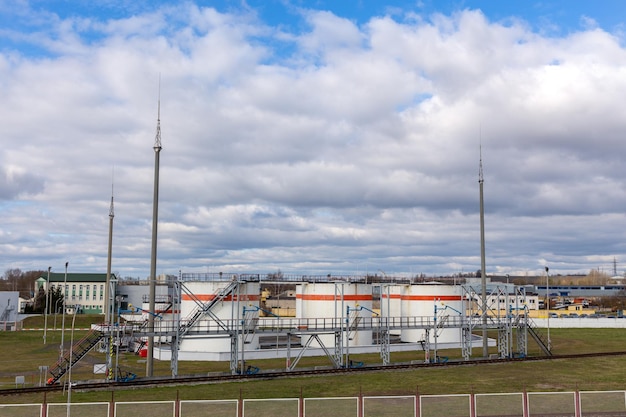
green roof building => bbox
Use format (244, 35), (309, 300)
(37, 273), (115, 315)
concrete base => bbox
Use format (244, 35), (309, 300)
(153, 335), (495, 362)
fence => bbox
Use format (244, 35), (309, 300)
(1, 389), (626, 416)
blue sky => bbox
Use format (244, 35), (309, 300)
(1, 1), (626, 279)
(3, 1), (626, 56)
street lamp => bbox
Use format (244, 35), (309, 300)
(54, 298), (62, 330)
(545, 266), (551, 351)
(44, 266), (51, 344)
(60, 262), (68, 361)
(66, 306), (78, 417)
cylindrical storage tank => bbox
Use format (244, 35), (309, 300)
(296, 282), (373, 348)
(380, 284), (407, 336)
(179, 279), (260, 353)
(400, 284), (464, 345)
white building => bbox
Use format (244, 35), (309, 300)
(36, 273), (113, 314)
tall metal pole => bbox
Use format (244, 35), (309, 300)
(147, 84), (162, 377)
(105, 181), (115, 381)
(60, 262), (68, 361)
(66, 309), (77, 417)
(479, 147), (488, 357)
(105, 182), (114, 325)
(44, 266), (51, 344)
(546, 266), (551, 351)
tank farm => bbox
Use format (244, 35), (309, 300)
(46, 272), (541, 384)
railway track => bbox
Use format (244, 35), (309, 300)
(2, 350), (626, 397)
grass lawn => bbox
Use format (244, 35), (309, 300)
(1, 315), (626, 404)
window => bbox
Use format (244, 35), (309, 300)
(72, 285), (76, 299)
(86, 286), (89, 299)
(93, 285), (97, 300)
(79, 285), (83, 300)
(100, 285), (104, 300)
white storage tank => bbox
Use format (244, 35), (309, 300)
(296, 282), (373, 348)
(178, 279), (260, 353)
(400, 284), (464, 344)
(379, 284), (407, 336)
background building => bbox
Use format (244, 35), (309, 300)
(36, 273), (112, 314)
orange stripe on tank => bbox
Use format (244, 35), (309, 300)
(381, 294), (402, 299)
(400, 295), (462, 301)
(295, 294), (373, 301)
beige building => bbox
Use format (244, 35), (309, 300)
(37, 272), (113, 314)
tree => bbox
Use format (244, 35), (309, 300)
(33, 286), (46, 313)
(48, 287), (64, 314)
(579, 269), (612, 285)
(1, 268), (44, 299)
(1, 268), (23, 292)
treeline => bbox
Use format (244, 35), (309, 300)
(1, 268), (43, 299)
(1, 269), (66, 313)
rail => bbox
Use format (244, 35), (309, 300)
(4, 350), (626, 397)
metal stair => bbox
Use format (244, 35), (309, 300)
(525, 318), (552, 356)
(347, 311), (362, 340)
(242, 312), (259, 344)
(435, 314), (449, 336)
(47, 328), (104, 384)
(179, 280), (239, 337)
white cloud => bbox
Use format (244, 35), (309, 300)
(1, 3), (626, 278)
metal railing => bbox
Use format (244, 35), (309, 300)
(3, 389), (626, 417)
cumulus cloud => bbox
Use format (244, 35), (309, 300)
(0, 166), (44, 199)
(1, 3), (625, 278)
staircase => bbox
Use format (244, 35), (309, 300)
(242, 312), (259, 344)
(47, 328), (104, 384)
(525, 318), (552, 356)
(347, 311), (362, 340)
(179, 280), (239, 337)
(435, 314), (449, 337)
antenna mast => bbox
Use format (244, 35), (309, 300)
(147, 76), (162, 377)
(478, 143), (488, 358)
(105, 171), (115, 324)
(105, 169), (115, 380)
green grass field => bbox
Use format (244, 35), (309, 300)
(1, 315), (626, 404)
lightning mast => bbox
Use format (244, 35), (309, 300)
(105, 174), (115, 380)
(105, 175), (115, 325)
(479, 145), (488, 357)
(147, 80), (162, 377)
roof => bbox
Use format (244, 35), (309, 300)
(42, 273), (115, 283)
